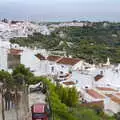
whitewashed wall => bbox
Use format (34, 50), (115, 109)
(104, 97), (120, 113)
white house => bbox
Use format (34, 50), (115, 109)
(96, 87), (118, 95)
(35, 54), (87, 77)
(7, 48), (23, 69)
(35, 55), (62, 76)
(47, 55), (62, 75)
(81, 88), (105, 103)
(56, 57), (82, 81)
(35, 53), (48, 75)
(104, 94), (120, 114)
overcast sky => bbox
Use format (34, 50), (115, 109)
(0, 0), (120, 22)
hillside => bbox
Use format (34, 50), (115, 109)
(10, 22), (120, 64)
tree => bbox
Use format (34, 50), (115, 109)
(115, 112), (120, 120)
(12, 64), (33, 84)
(0, 70), (13, 88)
(13, 73), (24, 86)
(67, 87), (79, 107)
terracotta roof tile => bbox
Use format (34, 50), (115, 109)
(63, 81), (75, 85)
(47, 56), (61, 62)
(86, 89), (105, 99)
(81, 101), (104, 109)
(116, 93), (120, 96)
(96, 87), (117, 91)
(106, 94), (120, 104)
(94, 74), (103, 81)
(8, 49), (23, 55)
(35, 54), (46, 60)
(57, 57), (80, 65)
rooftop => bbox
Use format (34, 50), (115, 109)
(106, 94), (120, 104)
(116, 93), (120, 96)
(96, 87), (117, 91)
(81, 101), (104, 109)
(35, 53), (46, 60)
(8, 48), (23, 55)
(47, 55), (61, 62)
(86, 89), (105, 99)
(57, 57), (80, 65)
(94, 74), (103, 81)
(63, 81), (75, 85)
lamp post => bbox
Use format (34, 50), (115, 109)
(0, 82), (5, 120)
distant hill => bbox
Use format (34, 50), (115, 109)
(10, 22), (120, 64)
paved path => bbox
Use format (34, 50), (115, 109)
(28, 91), (46, 107)
(26, 91), (46, 120)
(0, 92), (27, 120)
(0, 91), (46, 120)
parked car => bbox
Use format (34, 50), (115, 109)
(31, 103), (50, 120)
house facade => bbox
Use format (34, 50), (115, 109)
(104, 94), (120, 114)
(7, 48), (23, 69)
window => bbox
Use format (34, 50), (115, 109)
(61, 65), (64, 68)
(32, 113), (46, 118)
(60, 71), (63, 74)
(51, 66), (54, 72)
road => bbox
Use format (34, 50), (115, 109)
(0, 91), (46, 120)
(28, 91), (46, 107)
(0, 92), (26, 120)
(27, 91), (46, 120)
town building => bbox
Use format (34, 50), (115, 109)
(7, 48), (23, 69)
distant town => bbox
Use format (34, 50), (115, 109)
(0, 19), (120, 120)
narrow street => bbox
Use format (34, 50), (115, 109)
(0, 92), (26, 120)
(28, 91), (46, 108)
(0, 90), (46, 120)
(27, 91), (46, 120)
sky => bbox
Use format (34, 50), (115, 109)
(0, 0), (120, 22)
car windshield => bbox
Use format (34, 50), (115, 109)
(32, 113), (47, 118)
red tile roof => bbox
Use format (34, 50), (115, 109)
(81, 101), (104, 109)
(94, 74), (103, 81)
(57, 57), (80, 65)
(106, 94), (120, 104)
(47, 55), (61, 62)
(96, 87), (117, 91)
(35, 54), (46, 60)
(86, 89), (105, 99)
(63, 81), (75, 85)
(8, 49), (23, 55)
(116, 93), (120, 96)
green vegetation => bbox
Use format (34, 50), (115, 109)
(0, 64), (116, 119)
(0, 70), (14, 88)
(32, 76), (115, 120)
(12, 64), (34, 84)
(56, 85), (79, 107)
(10, 22), (120, 64)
